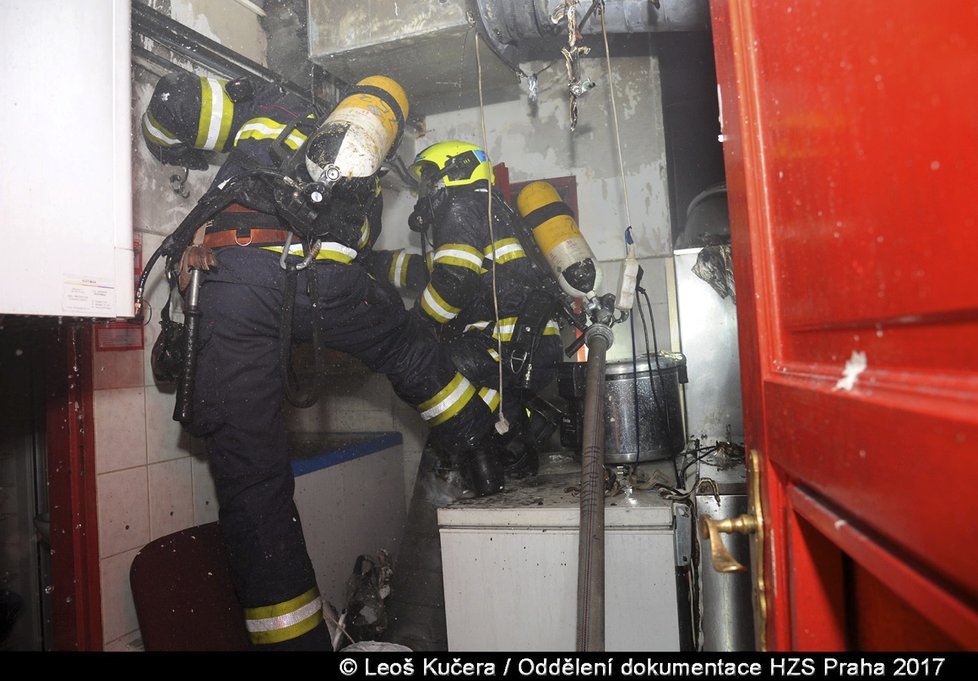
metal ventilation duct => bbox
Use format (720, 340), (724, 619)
(307, 0), (711, 118)
(132, 2), (325, 108)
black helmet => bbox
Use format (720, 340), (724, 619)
(141, 72), (247, 170)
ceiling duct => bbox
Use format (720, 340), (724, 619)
(469, 0), (710, 75)
(306, 0), (711, 118)
(132, 2), (326, 106)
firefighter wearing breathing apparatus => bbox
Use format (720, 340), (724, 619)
(408, 140), (564, 495)
(141, 75), (495, 651)
(141, 70), (421, 297)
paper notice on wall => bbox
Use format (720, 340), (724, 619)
(63, 275), (115, 314)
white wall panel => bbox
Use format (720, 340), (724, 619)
(0, 0), (133, 318)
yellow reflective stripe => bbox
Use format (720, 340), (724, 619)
(433, 243), (483, 272)
(479, 387), (500, 413)
(244, 588), (323, 645)
(484, 238), (526, 265)
(462, 317), (558, 340)
(462, 321), (490, 334)
(261, 241), (357, 263)
(491, 317), (518, 342)
(419, 372), (476, 426)
(142, 112), (180, 147)
(196, 77), (234, 151)
(420, 286), (460, 323)
(357, 219), (371, 250)
(235, 118), (308, 150)
(390, 250), (410, 287)
(487, 347), (500, 361)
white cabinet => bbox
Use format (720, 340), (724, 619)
(0, 1), (133, 318)
(438, 459), (681, 651)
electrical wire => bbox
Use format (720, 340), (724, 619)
(599, 2), (633, 233)
(680, 444), (719, 483)
(634, 281), (677, 483)
(475, 33), (509, 435)
(628, 312), (641, 477)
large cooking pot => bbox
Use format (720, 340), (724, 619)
(557, 352), (688, 464)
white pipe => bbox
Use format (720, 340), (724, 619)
(232, 0), (266, 17)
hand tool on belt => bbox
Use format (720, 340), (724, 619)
(173, 266), (202, 424)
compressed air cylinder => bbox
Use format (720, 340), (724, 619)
(304, 75), (409, 184)
(516, 180), (602, 300)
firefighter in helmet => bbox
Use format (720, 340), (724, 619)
(141, 70), (423, 296)
(408, 140), (563, 496)
(141, 76), (494, 651)
(140, 71), (256, 170)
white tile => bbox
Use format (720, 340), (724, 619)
(148, 458), (195, 541)
(284, 401), (328, 433)
(393, 399), (428, 507)
(99, 548), (141, 644)
(94, 387), (148, 474)
(327, 408), (391, 432)
(393, 399), (427, 451)
(92, 343), (145, 391)
(191, 453), (220, 525)
(97, 468), (150, 558)
(360, 373), (398, 406)
(145, 387), (193, 464)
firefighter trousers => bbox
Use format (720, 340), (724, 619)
(188, 247), (492, 650)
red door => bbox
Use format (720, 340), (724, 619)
(710, 1), (978, 650)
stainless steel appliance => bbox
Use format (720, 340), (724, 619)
(556, 352), (688, 464)
(673, 246), (743, 444)
(674, 241), (754, 651)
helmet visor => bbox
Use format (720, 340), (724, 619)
(410, 159), (443, 198)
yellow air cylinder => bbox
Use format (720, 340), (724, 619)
(516, 180), (602, 300)
(304, 75), (409, 184)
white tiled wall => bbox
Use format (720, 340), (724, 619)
(93, 231), (217, 650)
(93, 387), (148, 474)
(147, 457), (196, 539)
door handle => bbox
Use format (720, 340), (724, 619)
(697, 449), (768, 650)
(699, 513), (757, 573)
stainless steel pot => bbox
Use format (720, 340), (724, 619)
(558, 352), (688, 464)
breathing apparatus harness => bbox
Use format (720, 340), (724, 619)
(136, 122), (380, 421)
(408, 172), (589, 388)
(494, 196), (591, 368)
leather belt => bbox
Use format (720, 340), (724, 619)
(203, 227), (289, 248)
(203, 203), (289, 248)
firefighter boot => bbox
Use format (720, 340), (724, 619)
(498, 432), (539, 480)
(458, 445), (505, 497)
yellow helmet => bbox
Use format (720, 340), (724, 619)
(409, 140), (494, 196)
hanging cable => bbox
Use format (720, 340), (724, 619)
(636, 283), (679, 484)
(475, 33), (509, 435)
(598, 2), (633, 234)
(628, 312), (642, 476)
